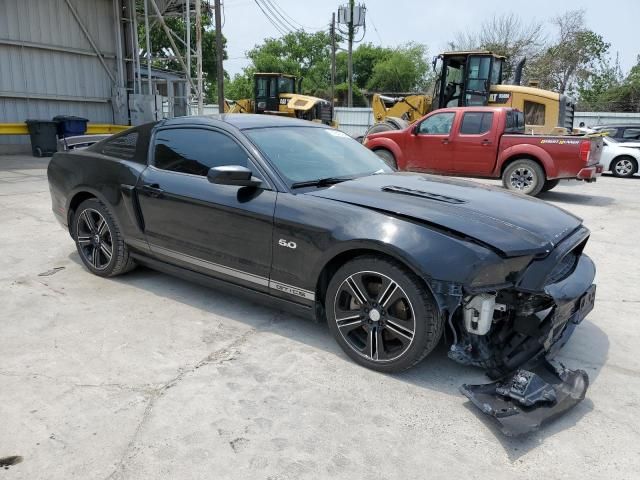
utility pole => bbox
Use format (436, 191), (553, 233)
(330, 12), (336, 108)
(347, 0), (354, 107)
(214, 0), (225, 112)
(195, 0), (203, 114)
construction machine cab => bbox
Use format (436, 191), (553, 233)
(254, 73), (297, 113)
(433, 51), (505, 109)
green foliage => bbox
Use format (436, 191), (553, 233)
(225, 72), (254, 100)
(245, 30), (334, 97)
(140, 16), (227, 100)
(366, 43), (432, 92)
(226, 34), (432, 104)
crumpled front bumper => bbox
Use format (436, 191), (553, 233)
(460, 254), (596, 436)
(460, 360), (589, 436)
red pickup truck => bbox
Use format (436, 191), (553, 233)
(364, 107), (603, 196)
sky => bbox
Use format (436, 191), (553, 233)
(220, 0), (639, 77)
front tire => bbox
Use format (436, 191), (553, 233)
(374, 149), (397, 169)
(73, 198), (136, 277)
(502, 159), (545, 196)
(325, 256), (443, 373)
(610, 156), (637, 178)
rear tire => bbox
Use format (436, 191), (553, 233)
(73, 198), (136, 277)
(541, 179), (560, 192)
(502, 159), (545, 196)
(365, 121), (398, 136)
(374, 149), (397, 169)
(610, 156), (637, 178)
(325, 255), (443, 373)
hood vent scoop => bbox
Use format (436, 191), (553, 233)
(381, 185), (468, 204)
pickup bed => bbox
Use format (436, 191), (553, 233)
(364, 107), (603, 196)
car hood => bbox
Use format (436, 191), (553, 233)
(306, 173), (582, 257)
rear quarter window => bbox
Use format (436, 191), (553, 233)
(460, 112), (493, 134)
(93, 122), (156, 164)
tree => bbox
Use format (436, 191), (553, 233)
(225, 72), (254, 100)
(450, 13), (545, 81)
(245, 30), (334, 97)
(141, 15), (228, 102)
(366, 43), (432, 92)
(528, 10), (609, 94)
(576, 54), (623, 110)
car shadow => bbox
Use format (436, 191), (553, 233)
(537, 190), (615, 206)
(67, 252), (610, 458)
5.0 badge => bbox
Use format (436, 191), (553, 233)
(278, 239), (297, 249)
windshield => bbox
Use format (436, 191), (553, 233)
(278, 76), (295, 93)
(245, 127), (393, 185)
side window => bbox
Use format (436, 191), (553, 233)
(505, 111), (525, 134)
(94, 121), (156, 164)
(418, 112), (456, 135)
(100, 131), (138, 161)
(154, 128), (248, 176)
(460, 112), (494, 135)
(524, 101), (546, 126)
(623, 128), (640, 140)
(256, 78), (267, 97)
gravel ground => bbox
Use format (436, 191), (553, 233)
(0, 154), (639, 479)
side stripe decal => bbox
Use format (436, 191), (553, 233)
(147, 243), (315, 301)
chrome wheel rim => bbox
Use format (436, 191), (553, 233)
(614, 159), (633, 176)
(509, 166), (536, 192)
(333, 271), (415, 362)
(76, 209), (113, 270)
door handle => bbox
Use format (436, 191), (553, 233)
(481, 139), (492, 146)
(141, 184), (164, 198)
(441, 139), (449, 144)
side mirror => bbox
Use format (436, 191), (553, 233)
(207, 165), (263, 188)
(412, 124), (420, 135)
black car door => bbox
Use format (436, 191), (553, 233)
(136, 126), (276, 293)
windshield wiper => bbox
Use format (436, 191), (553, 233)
(290, 176), (354, 189)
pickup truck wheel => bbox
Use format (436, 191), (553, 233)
(325, 256), (443, 373)
(73, 198), (136, 277)
(502, 159), (545, 196)
(541, 179), (560, 192)
(374, 149), (397, 169)
(610, 156), (637, 178)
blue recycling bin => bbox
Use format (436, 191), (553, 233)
(53, 115), (88, 138)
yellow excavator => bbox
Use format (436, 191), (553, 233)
(224, 73), (334, 125)
(368, 51), (575, 136)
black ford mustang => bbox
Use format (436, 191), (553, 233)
(48, 114), (596, 435)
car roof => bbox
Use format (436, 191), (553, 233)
(159, 113), (328, 130)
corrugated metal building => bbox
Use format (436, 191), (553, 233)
(0, 0), (127, 152)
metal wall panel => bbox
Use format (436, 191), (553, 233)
(0, 0), (120, 146)
(334, 107), (374, 138)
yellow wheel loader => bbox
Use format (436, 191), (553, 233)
(224, 73), (335, 126)
(368, 51), (575, 136)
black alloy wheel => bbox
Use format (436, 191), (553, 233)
(326, 256), (443, 372)
(76, 208), (113, 271)
(73, 198), (136, 277)
(334, 270), (416, 362)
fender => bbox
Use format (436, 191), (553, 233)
(366, 137), (406, 169)
(495, 143), (558, 178)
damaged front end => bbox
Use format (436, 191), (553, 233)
(433, 227), (596, 435)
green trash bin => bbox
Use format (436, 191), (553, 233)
(25, 120), (58, 157)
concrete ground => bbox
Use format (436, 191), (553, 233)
(0, 154), (638, 479)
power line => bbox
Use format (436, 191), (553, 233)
(252, 0), (289, 35)
(263, 0), (301, 32)
(368, 15), (383, 45)
(256, 0), (296, 35)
